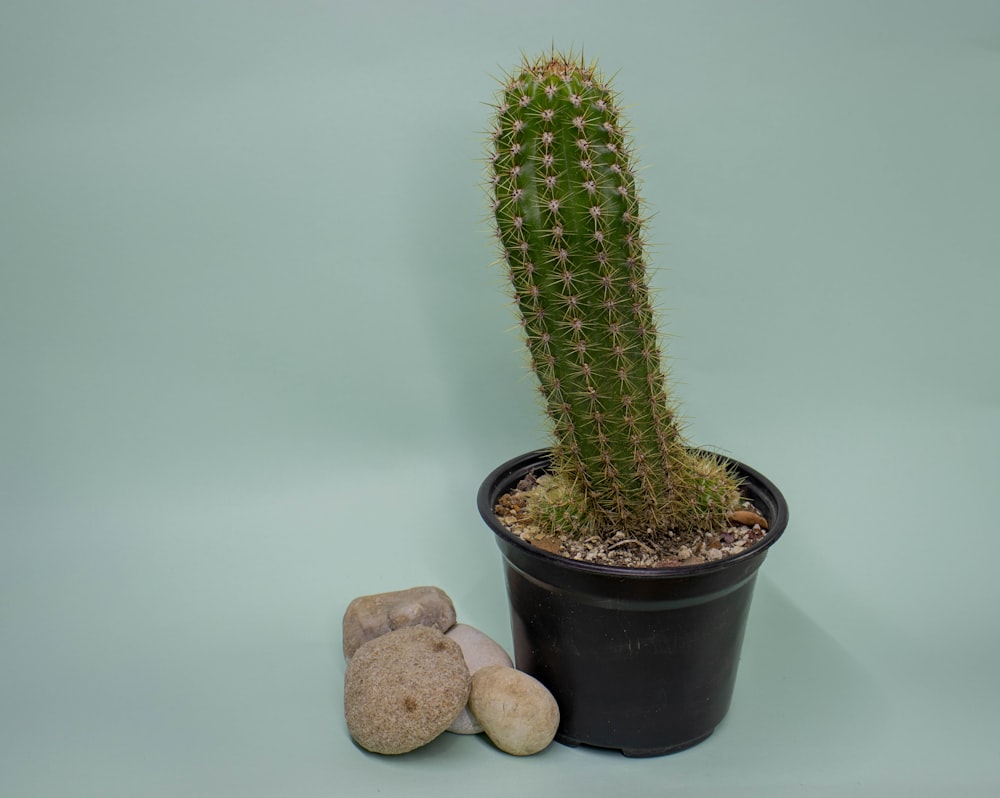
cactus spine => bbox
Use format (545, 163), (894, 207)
(489, 51), (740, 540)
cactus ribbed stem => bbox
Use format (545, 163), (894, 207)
(488, 52), (740, 538)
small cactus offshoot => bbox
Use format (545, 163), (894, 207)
(488, 51), (741, 541)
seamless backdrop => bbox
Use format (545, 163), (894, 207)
(2, 2), (999, 796)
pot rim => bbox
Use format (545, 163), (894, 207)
(478, 448), (789, 581)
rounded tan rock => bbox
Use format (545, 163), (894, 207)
(468, 665), (559, 755)
(344, 625), (470, 755)
(342, 586), (456, 660)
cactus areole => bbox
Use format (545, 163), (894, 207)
(488, 52), (741, 543)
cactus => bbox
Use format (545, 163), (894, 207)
(488, 51), (741, 540)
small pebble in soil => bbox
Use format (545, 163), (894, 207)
(729, 509), (769, 529)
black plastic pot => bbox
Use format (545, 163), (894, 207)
(477, 449), (788, 757)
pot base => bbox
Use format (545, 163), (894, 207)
(558, 729), (713, 758)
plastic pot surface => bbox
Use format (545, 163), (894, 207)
(477, 449), (789, 757)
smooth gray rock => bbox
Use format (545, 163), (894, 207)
(469, 665), (560, 756)
(344, 625), (471, 755)
(342, 585), (456, 660)
(445, 624), (514, 734)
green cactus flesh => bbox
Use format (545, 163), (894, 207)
(489, 52), (741, 539)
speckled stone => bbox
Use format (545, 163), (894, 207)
(445, 624), (514, 734)
(344, 625), (470, 755)
(469, 665), (560, 755)
(342, 586), (456, 660)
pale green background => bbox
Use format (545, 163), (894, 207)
(2, 1), (998, 795)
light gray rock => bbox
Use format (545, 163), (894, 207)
(445, 624), (514, 734)
(448, 707), (483, 736)
(344, 625), (471, 755)
(342, 585), (456, 660)
(468, 665), (560, 756)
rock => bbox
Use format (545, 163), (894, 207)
(446, 624), (514, 674)
(342, 586), (456, 660)
(344, 625), (471, 755)
(448, 707), (483, 736)
(445, 624), (514, 734)
(527, 535), (563, 554)
(468, 665), (559, 756)
(729, 509), (769, 529)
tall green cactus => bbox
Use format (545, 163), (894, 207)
(488, 51), (741, 539)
